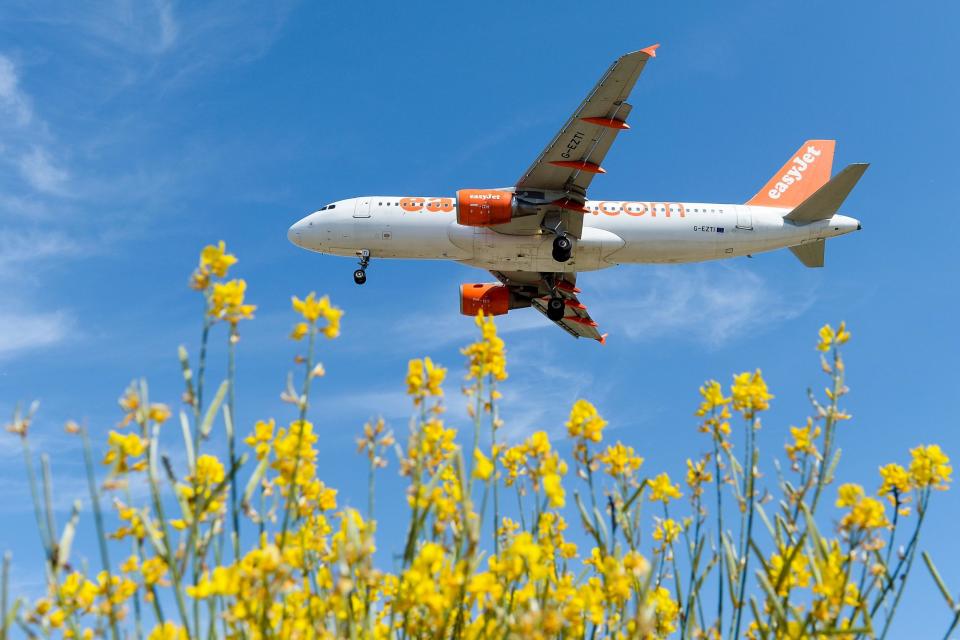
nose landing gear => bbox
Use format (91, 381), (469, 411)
(353, 250), (370, 285)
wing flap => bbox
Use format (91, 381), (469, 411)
(530, 285), (606, 343)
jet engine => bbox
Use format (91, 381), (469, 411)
(459, 283), (510, 316)
(456, 190), (516, 226)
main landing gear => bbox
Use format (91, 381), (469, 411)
(546, 296), (566, 321)
(353, 249), (370, 285)
(552, 234), (572, 263)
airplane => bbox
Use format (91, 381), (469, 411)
(287, 45), (867, 343)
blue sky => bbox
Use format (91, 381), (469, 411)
(0, 0), (957, 634)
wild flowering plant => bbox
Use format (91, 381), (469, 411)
(3, 242), (957, 639)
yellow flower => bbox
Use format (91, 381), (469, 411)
(190, 240), (236, 290)
(685, 457), (713, 496)
(542, 470), (565, 509)
(244, 419), (275, 460)
(842, 495), (888, 531)
(148, 403), (171, 424)
(141, 557), (168, 587)
(473, 448), (494, 480)
(199, 241), (237, 278)
(566, 399), (606, 444)
(817, 321), (851, 352)
(837, 483), (889, 532)
(195, 454), (226, 486)
(909, 444), (952, 490)
(648, 472), (682, 503)
(836, 483), (865, 508)
(878, 463), (911, 499)
(209, 279), (256, 325)
(731, 369), (773, 416)
(292, 292), (343, 338)
(785, 419), (821, 462)
(119, 555), (138, 573)
(811, 540), (860, 621)
(695, 379), (730, 417)
(406, 357), (447, 405)
(148, 622), (188, 640)
(647, 586), (680, 636)
(461, 311), (507, 382)
(652, 518), (682, 546)
(102, 431), (147, 475)
(290, 322), (309, 341)
(111, 503), (147, 540)
(767, 548), (811, 596)
(597, 442), (644, 478)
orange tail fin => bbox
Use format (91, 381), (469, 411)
(747, 140), (836, 208)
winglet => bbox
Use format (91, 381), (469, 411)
(640, 44), (660, 58)
(598, 333), (609, 345)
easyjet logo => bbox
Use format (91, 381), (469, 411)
(397, 198), (686, 218)
(468, 193), (504, 201)
(767, 145), (822, 200)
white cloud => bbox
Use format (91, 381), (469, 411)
(587, 263), (814, 348)
(0, 55), (32, 126)
(0, 309), (72, 358)
(18, 147), (69, 195)
(156, 0), (180, 52)
(0, 229), (86, 279)
(0, 55), (69, 201)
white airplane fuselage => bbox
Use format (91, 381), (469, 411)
(288, 197), (860, 273)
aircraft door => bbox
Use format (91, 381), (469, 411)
(735, 205), (753, 230)
(354, 199), (371, 218)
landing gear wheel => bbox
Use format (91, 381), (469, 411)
(546, 297), (565, 321)
(354, 249), (371, 285)
(552, 234), (572, 262)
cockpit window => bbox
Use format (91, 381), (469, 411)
(319, 203), (337, 211)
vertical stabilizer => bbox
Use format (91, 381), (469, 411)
(747, 140), (835, 208)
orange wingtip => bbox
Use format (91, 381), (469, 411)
(598, 333), (608, 345)
(640, 44), (660, 58)
(582, 117), (630, 130)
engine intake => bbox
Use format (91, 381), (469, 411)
(459, 283), (510, 316)
(456, 190), (514, 227)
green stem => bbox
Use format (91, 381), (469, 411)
(877, 491), (929, 639)
(80, 427), (120, 640)
(279, 324), (317, 544)
(228, 324), (240, 561)
(732, 414), (758, 640)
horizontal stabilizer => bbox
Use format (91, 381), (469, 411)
(785, 163), (869, 223)
(790, 240), (825, 268)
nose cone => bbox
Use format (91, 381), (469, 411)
(288, 217), (307, 246)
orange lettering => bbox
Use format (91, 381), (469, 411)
(623, 202), (648, 217)
(400, 197), (425, 212)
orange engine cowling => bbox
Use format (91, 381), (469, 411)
(460, 283), (510, 316)
(456, 189), (514, 226)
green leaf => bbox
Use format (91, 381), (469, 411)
(200, 380), (228, 439)
(56, 500), (82, 570)
(179, 410), (195, 473)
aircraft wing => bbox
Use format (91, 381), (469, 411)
(509, 45), (658, 238)
(492, 271), (607, 343)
